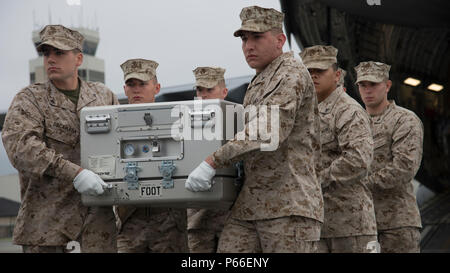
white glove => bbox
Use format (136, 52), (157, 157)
(185, 161), (216, 192)
(73, 169), (109, 196)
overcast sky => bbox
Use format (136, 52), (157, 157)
(0, 0), (301, 113)
(0, 0), (300, 175)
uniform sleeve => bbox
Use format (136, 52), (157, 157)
(1, 90), (80, 182)
(212, 74), (299, 168)
(320, 107), (374, 188)
(368, 114), (424, 190)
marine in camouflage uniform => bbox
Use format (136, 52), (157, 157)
(115, 59), (188, 253)
(1, 25), (118, 253)
(300, 45), (377, 253)
(187, 67), (231, 253)
(186, 6), (323, 253)
(355, 61), (423, 253)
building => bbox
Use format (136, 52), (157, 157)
(0, 165), (20, 240)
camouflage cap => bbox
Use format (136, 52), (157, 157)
(338, 68), (346, 86)
(355, 61), (391, 83)
(120, 59), (159, 82)
(36, 25), (84, 52)
(193, 67), (226, 88)
(299, 45), (338, 70)
(233, 6), (284, 37)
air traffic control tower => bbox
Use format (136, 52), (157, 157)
(29, 27), (105, 84)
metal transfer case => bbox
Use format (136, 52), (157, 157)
(80, 99), (244, 209)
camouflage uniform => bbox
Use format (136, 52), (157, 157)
(115, 59), (188, 253)
(300, 46), (377, 253)
(314, 85), (378, 252)
(1, 25), (118, 253)
(187, 208), (230, 253)
(218, 216), (319, 253)
(116, 207), (188, 253)
(356, 61), (423, 253)
(187, 67), (230, 253)
(214, 6), (323, 253)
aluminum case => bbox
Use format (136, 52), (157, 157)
(80, 99), (243, 209)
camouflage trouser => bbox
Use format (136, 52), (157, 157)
(187, 208), (230, 253)
(117, 207), (188, 253)
(378, 227), (421, 253)
(22, 245), (68, 253)
(217, 216), (321, 253)
(188, 229), (219, 253)
(317, 235), (378, 253)
(80, 206), (117, 253)
(22, 206), (117, 253)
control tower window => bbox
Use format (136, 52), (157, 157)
(82, 41), (97, 56)
(89, 70), (105, 83)
(78, 69), (87, 81)
(30, 73), (35, 84)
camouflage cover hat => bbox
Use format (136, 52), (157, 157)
(338, 68), (346, 86)
(355, 61), (391, 83)
(193, 67), (226, 88)
(299, 45), (338, 70)
(36, 25), (84, 52)
(233, 6), (284, 37)
(120, 59), (159, 82)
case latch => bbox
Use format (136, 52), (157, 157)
(124, 162), (140, 190)
(85, 114), (111, 134)
(159, 160), (176, 189)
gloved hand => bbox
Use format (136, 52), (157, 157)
(73, 169), (109, 196)
(185, 161), (216, 192)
